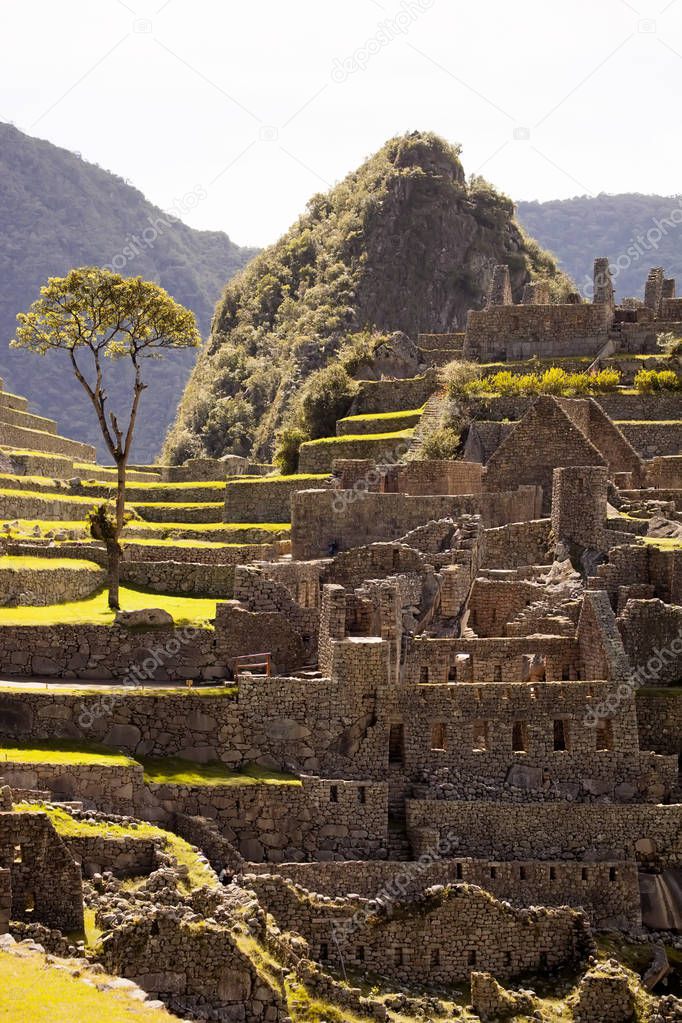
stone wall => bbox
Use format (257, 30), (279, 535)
(298, 434), (410, 474)
(120, 559), (237, 598)
(0, 868), (9, 935)
(636, 689), (682, 756)
(99, 908), (288, 1023)
(0, 810), (83, 930)
(479, 519), (553, 569)
(464, 303), (611, 361)
(290, 487), (541, 559)
(246, 873), (592, 985)
(617, 598), (682, 686)
(0, 560), (105, 605)
(349, 371), (439, 415)
(619, 421), (682, 458)
(257, 856), (640, 928)
(406, 800), (682, 865)
(223, 475), (329, 524)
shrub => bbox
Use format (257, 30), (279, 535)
(657, 331), (682, 356)
(537, 367), (569, 394)
(634, 368), (680, 393)
(418, 425), (461, 459)
(589, 368), (621, 392)
(298, 363), (358, 439)
(443, 359), (482, 397)
(273, 426), (308, 475)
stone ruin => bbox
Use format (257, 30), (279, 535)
(0, 262), (680, 1020)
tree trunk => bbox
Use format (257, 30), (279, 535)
(107, 539), (120, 611)
(107, 457), (127, 611)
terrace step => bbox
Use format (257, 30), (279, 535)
(0, 389), (28, 413)
(0, 421), (96, 462)
(131, 501), (225, 524)
(0, 404), (57, 434)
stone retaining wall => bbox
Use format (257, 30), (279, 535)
(223, 476), (330, 524)
(299, 433), (411, 474)
(406, 800), (682, 865)
(0, 560), (105, 605)
(618, 421), (682, 458)
(349, 371), (439, 415)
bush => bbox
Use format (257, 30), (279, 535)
(443, 359), (482, 397)
(634, 368), (681, 393)
(657, 331), (682, 356)
(589, 368), (621, 392)
(461, 366), (622, 397)
(298, 363), (358, 439)
(418, 425), (461, 459)
(273, 426), (308, 475)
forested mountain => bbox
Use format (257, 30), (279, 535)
(517, 193), (682, 302)
(0, 123), (256, 461)
(164, 131), (570, 463)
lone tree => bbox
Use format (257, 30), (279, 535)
(12, 267), (200, 609)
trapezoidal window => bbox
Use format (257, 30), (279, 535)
(388, 723), (405, 765)
(431, 722), (447, 751)
(596, 718), (614, 751)
(553, 719), (570, 751)
(448, 664), (457, 682)
(472, 720), (489, 752)
(511, 721), (527, 753)
(419, 666), (429, 684)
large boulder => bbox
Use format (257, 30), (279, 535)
(114, 608), (174, 628)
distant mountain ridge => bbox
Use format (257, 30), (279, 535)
(0, 123), (257, 461)
(517, 193), (682, 302)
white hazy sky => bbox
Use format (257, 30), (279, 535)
(2, 0), (681, 247)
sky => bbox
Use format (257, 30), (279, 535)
(1, 0), (681, 248)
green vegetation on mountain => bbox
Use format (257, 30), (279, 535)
(0, 122), (256, 461)
(517, 193), (682, 301)
(164, 131), (571, 464)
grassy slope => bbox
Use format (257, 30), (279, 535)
(0, 948), (178, 1023)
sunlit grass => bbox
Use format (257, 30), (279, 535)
(0, 947), (178, 1022)
(0, 584), (218, 627)
(0, 739), (136, 767)
(141, 756), (301, 787)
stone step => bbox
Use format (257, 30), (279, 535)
(0, 390), (29, 413)
(0, 403), (58, 434)
(0, 422), (96, 462)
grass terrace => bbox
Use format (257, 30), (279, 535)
(0, 739), (136, 767)
(301, 428), (415, 446)
(0, 555), (100, 571)
(0, 584), (218, 627)
(141, 756), (302, 787)
(224, 472), (330, 484)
